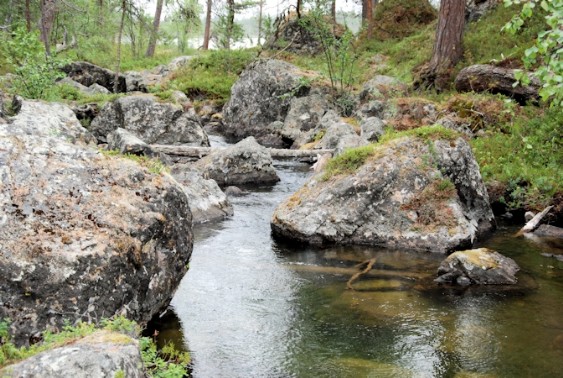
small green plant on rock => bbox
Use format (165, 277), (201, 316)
(300, 10), (359, 115)
(322, 144), (377, 179)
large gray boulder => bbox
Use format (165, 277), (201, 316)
(171, 166), (234, 223)
(435, 248), (519, 285)
(193, 137), (280, 186)
(271, 133), (495, 253)
(466, 0), (499, 22)
(90, 94), (209, 146)
(222, 59), (309, 147)
(0, 331), (144, 377)
(0, 100), (193, 345)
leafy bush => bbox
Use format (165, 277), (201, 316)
(502, 0), (563, 106)
(1, 26), (67, 99)
(299, 11), (359, 109)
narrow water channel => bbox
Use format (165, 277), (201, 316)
(169, 159), (563, 377)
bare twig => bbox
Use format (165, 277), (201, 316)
(347, 258), (377, 290)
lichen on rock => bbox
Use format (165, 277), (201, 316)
(271, 132), (495, 253)
(0, 100), (193, 346)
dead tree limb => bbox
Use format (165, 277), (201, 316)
(347, 258), (377, 290)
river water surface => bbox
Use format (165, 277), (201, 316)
(169, 159), (563, 377)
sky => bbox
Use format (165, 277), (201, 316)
(141, 0), (363, 19)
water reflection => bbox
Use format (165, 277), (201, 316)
(169, 160), (563, 377)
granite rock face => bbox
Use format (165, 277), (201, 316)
(272, 134), (495, 253)
(0, 331), (144, 378)
(0, 100), (193, 345)
(222, 59), (309, 147)
(193, 137), (280, 186)
(90, 94), (209, 146)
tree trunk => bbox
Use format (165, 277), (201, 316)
(25, 0), (31, 31)
(97, 0), (104, 26)
(203, 0), (212, 50)
(257, 0), (263, 45)
(225, 0), (235, 50)
(115, 0), (126, 93)
(296, 0), (302, 18)
(331, 0), (336, 22)
(363, 0), (374, 37)
(145, 0), (164, 57)
(40, 0), (57, 56)
(415, 0), (465, 91)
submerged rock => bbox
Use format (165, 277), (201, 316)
(435, 248), (519, 285)
(90, 94), (209, 146)
(193, 136), (280, 186)
(0, 331), (144, 378)
(0, 100), (193, 345)
(222, 59), (310, 147)
(271, 134), (495, 253)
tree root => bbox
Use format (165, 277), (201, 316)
(346, 258), (377, 290)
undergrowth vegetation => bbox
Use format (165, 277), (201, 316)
(0, 317), (190, 377)
(471, 107), (562, 210)
(164, 49), (255, 104)
(101, 150), (169, 175)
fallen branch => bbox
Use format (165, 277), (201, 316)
(515, 205), (553, 236)
(347, 258), (377, 290)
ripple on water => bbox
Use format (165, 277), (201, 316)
(168, 160), (563, 378)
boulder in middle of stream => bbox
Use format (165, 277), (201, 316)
(271, 131), (495, 253)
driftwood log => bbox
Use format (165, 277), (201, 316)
(150, 144), (333, 161)
(516, 205), (554, 236)
(454, 64), (540, 104)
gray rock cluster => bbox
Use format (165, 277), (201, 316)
(90, 94), (209, 146)
(223, 59), (311, 147)
(61, 58), (193, 94)
(0, 100), (193, 345)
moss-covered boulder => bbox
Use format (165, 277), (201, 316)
(435, 248), (520, 285)
(271, 129), (495, 253)
(0, 331), (143, 378)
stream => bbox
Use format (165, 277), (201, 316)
(166, 157), (563, 377)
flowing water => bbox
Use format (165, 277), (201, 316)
(167, 159), (563, 378)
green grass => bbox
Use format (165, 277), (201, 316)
(166, 49), (255, 105)
(471, 107), (562, 210)
(101, 150), (169, 175)
(462, 3), (546, 67)
(322, 144), (378, 179)
(0, 317), (190, 377)
(322, 125), (460, 180)
(379, 124), (461, 144)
